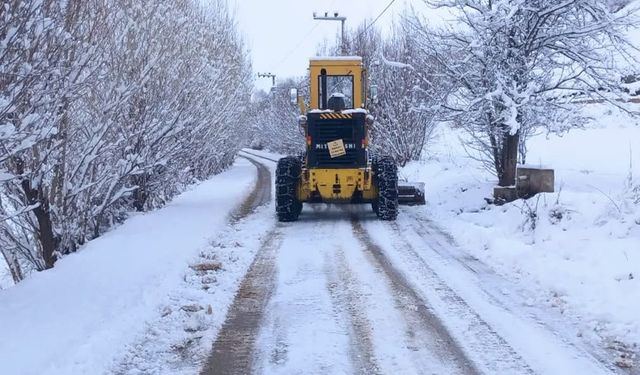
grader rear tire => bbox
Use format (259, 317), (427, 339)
(373, 156), (398, 221)
(276, 156), (302, 222)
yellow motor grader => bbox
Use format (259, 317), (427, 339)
(275, 56), (425, 222)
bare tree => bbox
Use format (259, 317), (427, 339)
(413, 0), (638, 186)
(366, 20), (445, 166)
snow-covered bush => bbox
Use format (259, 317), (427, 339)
(519, 196), (541, 233)
(367, 23), (442, 167)
(0, 0), (252, 282)
(626, 169), (640, 206)
(622, 173), (640, 226)
(249, 78), (306, 155)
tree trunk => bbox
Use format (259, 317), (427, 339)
(32, 200), (58, 269)
(52, 97), (69, 212)
(15, 158), (59, 270)
(132, 174), (148, 212)
(0, 249), (24, 283)
(22, 192), (58, 270)
(498, 130), (520, 187)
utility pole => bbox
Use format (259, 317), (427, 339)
(257, 72), (276, 87)
(313, 11), (347, 55)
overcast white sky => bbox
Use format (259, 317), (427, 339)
(230, 0), (420, 92)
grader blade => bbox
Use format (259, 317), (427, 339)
(398, 182), (426, 206)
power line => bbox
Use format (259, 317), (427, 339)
(269, 0), (338, 72)
(266, 0), (396, 74)
(270, 23), (322, 71)
(358, 0), (397, 39)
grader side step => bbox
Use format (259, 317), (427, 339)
(398, 182), (426, 206)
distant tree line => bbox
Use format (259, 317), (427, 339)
(248, 78), (307, 155)
(0, 0), (252, 283)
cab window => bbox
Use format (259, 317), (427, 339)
(318, 74), (354, 109)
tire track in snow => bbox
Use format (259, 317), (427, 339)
(199, 156), (280, 375)
(232, 156), (273, 222)
(239, 150), (279, 163)
(113, 156), (275, 375)
(257, 206), (470, 375)
(324, 246), (382, 375)
(200, 229), (282, 375)
(252, 207), (356, 375)
(396, 211), (623, 375)
(355, 215), (538, 374)
(380, 219), (532, 374)
(350, 217), (482, 375)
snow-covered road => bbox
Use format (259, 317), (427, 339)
(204, 205), (478, 375)
(1, 151), (629, 375)
(200, 152), (621, 375)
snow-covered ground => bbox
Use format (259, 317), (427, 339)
(1, 103), (638, 375)
(402, 103), (640, 367)
(0, 159), (264, 375)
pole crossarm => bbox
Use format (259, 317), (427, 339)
(257, 72), (277, 87)
(313, 11), (347, 55)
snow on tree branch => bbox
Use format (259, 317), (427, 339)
(0, 0), (253, 283)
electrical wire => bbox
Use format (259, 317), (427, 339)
(270, 23), (322, 71)
(268, 0), (339, 72)
(357, 0), (397, 39)
(266, 0), (396, 75)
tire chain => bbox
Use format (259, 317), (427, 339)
(275, 156), (302, 222)
(373, 155), (399, 221)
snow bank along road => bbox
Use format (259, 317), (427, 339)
(0, 158), (260, 375)
(201, 151), (624, 375)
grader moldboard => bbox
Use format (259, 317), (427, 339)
(275, 56), (425, 222)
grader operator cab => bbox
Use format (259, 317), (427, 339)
(275, 56), (425, 222)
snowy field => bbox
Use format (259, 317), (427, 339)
(402, 103), (640, 366)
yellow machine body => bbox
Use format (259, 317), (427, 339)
(308, 57), (366, 110)
(297, 168), (377, 203)
(276, 56), (420, 222)
(297, 57), (376, 204)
